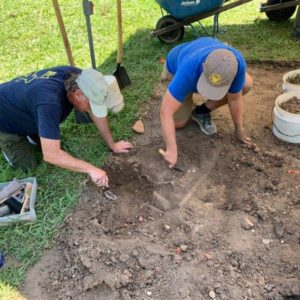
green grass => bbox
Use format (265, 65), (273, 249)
(0, 0), (299, 294)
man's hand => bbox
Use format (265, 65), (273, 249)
(159, 148), (177, 168)
(89, 168), (109, 187)
(234, 126), (251, 144)
(41, 138), (109, 187)
(111, 141), (133, 153)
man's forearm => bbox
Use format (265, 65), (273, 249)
(228, 93), (244, 129)
(89, 113), (114, 150)
(160, 112), (177, 153)
(43, 148), (99, 175)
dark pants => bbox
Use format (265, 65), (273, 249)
(0, 131), (39, 171)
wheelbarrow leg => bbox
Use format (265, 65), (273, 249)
(213, 14), (226, 36)
(196, 21), (209, 35)
(190, 23), (201, 37)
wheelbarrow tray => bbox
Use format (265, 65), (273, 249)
(155, 0), (224, 20)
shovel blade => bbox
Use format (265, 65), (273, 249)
(113, 64), (131, 89)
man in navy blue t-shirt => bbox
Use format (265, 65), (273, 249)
(0, 66), (133, 186)
(160, 37), (253, 168)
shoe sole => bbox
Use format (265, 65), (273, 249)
(191, 115), (217, 136)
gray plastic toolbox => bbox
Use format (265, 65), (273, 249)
(0, 177), (37, 226)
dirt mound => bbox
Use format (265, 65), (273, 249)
(22, 64), (300, 300)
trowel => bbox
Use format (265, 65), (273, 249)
(158, 148), (186, 173)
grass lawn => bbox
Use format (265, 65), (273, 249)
(0, 0), (299, 295)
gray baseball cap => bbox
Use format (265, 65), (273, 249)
(197, 49), (238, 100)
(76, 68), (109, 117)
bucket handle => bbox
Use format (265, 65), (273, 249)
(273, 123), (300, 138)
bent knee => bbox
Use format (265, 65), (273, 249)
(175, 119), (189, 129)
(242, 73), (253, 96)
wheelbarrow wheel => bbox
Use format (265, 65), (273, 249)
(156, 15), (184, 44)
(265, 0), (297, 21)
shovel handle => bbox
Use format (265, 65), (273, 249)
(116, 0), (123, 64)
(52, 0), (75, 67)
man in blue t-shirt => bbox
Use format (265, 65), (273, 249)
(160, 37), (253, 168)
(0, 66), (133, 186)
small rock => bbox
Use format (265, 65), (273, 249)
(132, 250), (139, 257)
(203, 253), (213, 260)
(180, 244), (188, 252)
(163, 224), (171, 232)
(146, 290), (152, 296)
(241, 216), (255, 230)
(145, 270), (155, 279)
(178, 286), (191, 298)
(207, 260), (214, 267)
(52, 280), (59, 286)
(104, 190), (117, 201)
(139, 216), (144, 222)
(132, 119), (145, 134)
(122, 289), (132, 300)
(119, 253), (130, 263)
(175, 247), (182, 254)
(273, 221), (284, 239)
(123, 269), (133, 278)
(262, 239), (272, 245)
(254, 145), (260, 153)
(209, 290), (216, 299)
(265, 284), (275, 292)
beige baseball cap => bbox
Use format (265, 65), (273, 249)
(197, 49), (238, 100)
(76, 68), (109, 117)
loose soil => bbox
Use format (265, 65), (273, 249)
(279, 97), (300, 114)
(287, 74), (300, 85)
(22, 64), (300, 300)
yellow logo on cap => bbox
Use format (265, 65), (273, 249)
(209, 73), (222, 85)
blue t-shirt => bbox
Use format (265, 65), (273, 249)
(0, 66), (81, 139)
(166, 37), (246, 102)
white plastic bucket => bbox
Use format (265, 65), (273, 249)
(104, 75), (124, 113)
(282, 69), (300, 93)
(273, 92), (300, 144)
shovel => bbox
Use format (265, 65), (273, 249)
(52, 0), (91, 124)
(83, 0), (96, 69)
(113, 0), (131, 89)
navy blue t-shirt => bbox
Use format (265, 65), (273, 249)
(166, 37), (247, 102)
(0, 66), (81, 139)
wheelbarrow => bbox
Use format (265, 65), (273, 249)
(151, 0), (253, 43)
(260, 0), (300, 39)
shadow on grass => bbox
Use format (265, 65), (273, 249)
(98, 17), (299, 86)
